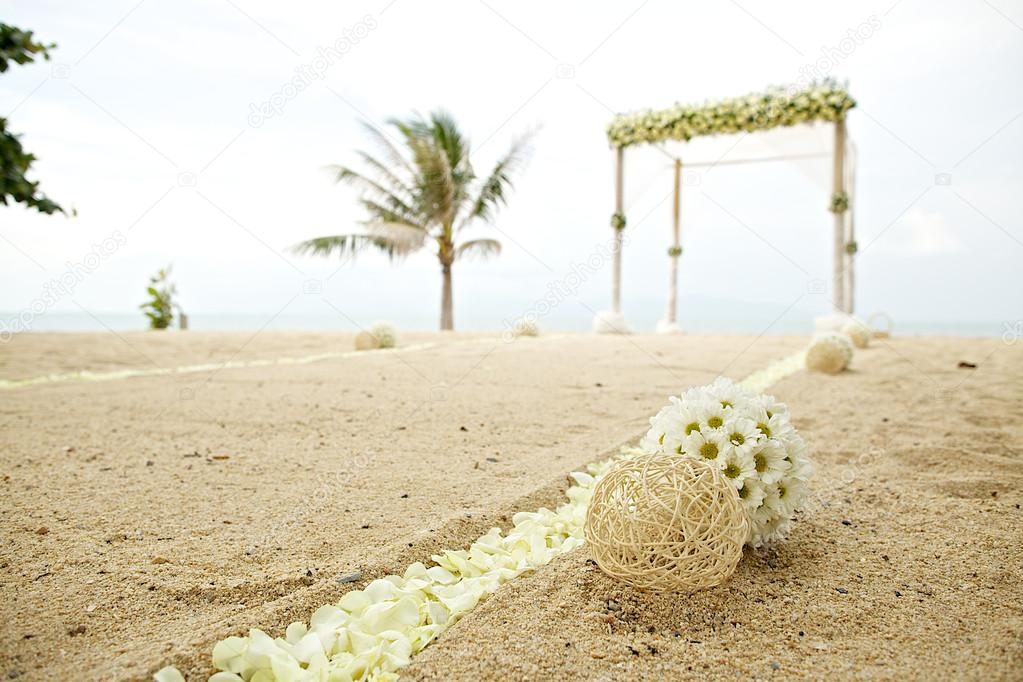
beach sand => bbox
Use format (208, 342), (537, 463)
(405, 336), (1023, 681)
(1, 331), (805, 681)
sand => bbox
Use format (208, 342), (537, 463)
(0, 330), (473, 382)
(405, 336), (1023, 681)
(0, 331), (805, 681)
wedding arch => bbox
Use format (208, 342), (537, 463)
(595, 81), (857, 333)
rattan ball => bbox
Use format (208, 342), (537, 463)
(512, 318), (539, 337)
(806, 332), (853, 374)
(840, 319), (871, 348)
(369, 321), (398, 349)
(354, 331), (379, 351)
(584, 454), (749, 592)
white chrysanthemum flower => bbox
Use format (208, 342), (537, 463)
(677, 401), (706, 438)
(747, 401), (794, 441)
(752, 487), (779, 522)
(751, 440), (790, 484)
(643, 398), (678, 439)
(512, 318), (539, 337)
(642, 401), (687, 454)
(737, 477), (767, 509)
(723, 416), (761, 457)
(685, 375), (758, 409)
(690, 399), (728, 432)
(784, 435), (814, 480)
(782, 477), (809, 507)
(642, 377), (812, 547)
(370, 321), (398, 349)
(757, 392), (790, 419)
(719, 447), (756, 488)
(806, 332), (853, 374)
(703, 376), (743, 408)
(682, 429), (728, 464)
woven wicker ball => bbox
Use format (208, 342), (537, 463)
(354, 331), (379, 351)
(512, 318), (539, 337)
(806, 332), (853, 374)
(369, 321), (398, 349)
(840, 320), (871, 348)
(584, 454), (749, 592)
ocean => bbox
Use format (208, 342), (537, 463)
(0, 311), (1006, 338)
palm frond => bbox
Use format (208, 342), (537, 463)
(408, 133), (456, 227)
(460, 131), (533, 229)
(329, 164), (418, 220)
(363, 222), (428, 252)
(361, 121), (415, 178)
(456, 238), (502, 261)
(353, 151), (414, 197)
(301, 111), (527, 278)
(356, 197), (428, 232)
(290, 233), (411, 262)
(428, 110), (469, 178)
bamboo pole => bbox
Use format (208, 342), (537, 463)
(664, 158), (681, 325)
(832, 120), (846, 313)
(844, 210), (855, 314)
(611, 145), (624, 314)
(844, 145), (856, 314)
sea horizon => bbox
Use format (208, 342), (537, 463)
(0, 310), (1007, 338)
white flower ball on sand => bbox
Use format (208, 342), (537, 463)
(369, 321), (398, 349)
(640, 377), (814, 548)
(512, 318), (539, 337)
(840, 318), (872, 348)
(593, 310), (631, 334)
(806, 332), (853, 374)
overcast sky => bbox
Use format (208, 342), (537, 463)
(2, 0), (1021, 334)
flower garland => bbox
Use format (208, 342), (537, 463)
(156, 351), (808, 682)
(0, 337), (537, 392)
(156, 461), (612, 682)
(606, 81), (855, 148)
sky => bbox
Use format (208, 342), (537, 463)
(1, 0), (1022, 335)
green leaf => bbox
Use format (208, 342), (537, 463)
(0, 24), (62, 214)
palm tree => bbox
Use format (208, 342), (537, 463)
(293, 111), (531, 331)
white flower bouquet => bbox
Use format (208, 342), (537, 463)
(640, 377), (813, 547)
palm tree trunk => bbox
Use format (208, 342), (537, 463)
(440, 262), (454, 331)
